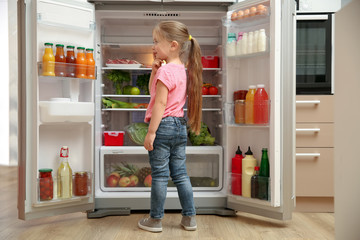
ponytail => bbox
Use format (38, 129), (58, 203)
(186, 37), (203, 135)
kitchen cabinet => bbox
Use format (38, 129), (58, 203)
(295, 95), (334, 212)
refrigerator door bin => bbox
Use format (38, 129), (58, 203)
(100, 146), (223, 192)
(34, 173), (93, 207)
(39, 101), (94, 123)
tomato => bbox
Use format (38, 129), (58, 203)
(209, 86), (218, 95)
(202, 86), (209, 95)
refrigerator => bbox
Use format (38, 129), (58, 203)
(17, 0), (296, 221)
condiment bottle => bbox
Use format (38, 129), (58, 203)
(55, 44), (66, 77)
(242, 146), (257, 197)
(57, 146), (73, 199)
(254, 84), (269, 124)
(86, 48), (95, 79)
(75, 47), (86, 78)
(231, 146), (243, 196)
(245, 85), (256, 124)
(66, 45), (76, 78)
(258, 29), (267, 52)
(39, 168), (53, 201)
(235, 99), (245, 124)
(42, 43), (55, 76)
(251, 166), (260, 198)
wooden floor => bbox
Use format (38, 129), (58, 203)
(0, 166), (334, 240)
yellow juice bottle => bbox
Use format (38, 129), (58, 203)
(245, 85), (256, 124)
(42, 43), (55, 76)
(57, 146), (72, 199)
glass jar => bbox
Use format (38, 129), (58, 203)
(235, 100), (245, 124)
(74, 171), (88, 196)
(39, 168), (53, 201)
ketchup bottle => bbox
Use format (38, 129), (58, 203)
(231, 146), (243, 196)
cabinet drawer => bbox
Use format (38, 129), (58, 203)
(296, 148), (334, 197)
(296, 123), (334, 147)
(296, 95), (334, 123)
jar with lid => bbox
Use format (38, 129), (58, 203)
(42, 43), (55, 76)
(86, 48), (95, 79)
(38, 168), (53, 201)
(74, 171), (89, 196)
(55, 44), (66, 77)
(235, 99), (246, 124)
(66, 45), (76, 78)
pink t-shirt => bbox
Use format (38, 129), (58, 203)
(144, 63), (187, 122)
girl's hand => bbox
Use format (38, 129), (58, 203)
(144, 131), (156, 151)
(152, 57), (163, 74)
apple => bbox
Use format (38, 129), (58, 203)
(129, 175), (139, 187)
(144, 175), (152, 187)
(119, 176), (131, 187)
(106, 174), (120, 187)
(110, 172), (120, 178)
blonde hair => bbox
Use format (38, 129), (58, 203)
(153, 21), (203, 134)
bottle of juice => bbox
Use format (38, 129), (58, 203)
(55, 44), (66, 77)
(242, 146), (257, 197)
(254, 84), (269, 124)
(57, 146), (73, 199)
(76, 47), (86, 78)
(251, 166), (260, 198)
(231, 146), (243, 196)
(66, 46), (76, 78)
(245, 85), (256, 124)
(42, 43), (55, 76)
(86, 48), (95, 79)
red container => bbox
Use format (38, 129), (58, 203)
(104, 131), (124, 146)
(201, 56), (219, 68)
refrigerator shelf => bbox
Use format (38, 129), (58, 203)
(38, 62), (97, 80)
(102, 94), (221, 98)
(227, 49), (270, 59)
(102, 67), (221, 71)
(33, 195), (90, 208)
(227, 194), (271, 207)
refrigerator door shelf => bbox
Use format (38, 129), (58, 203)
(224, 102), (270, 127)
(39, 101), (94, 123)
(223, 4), (270, 28)
(38, 62), (97, 81)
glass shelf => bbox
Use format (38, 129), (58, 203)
(38, 62), (97, 80)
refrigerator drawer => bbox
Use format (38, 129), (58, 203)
(296, 95), (334, 123)
(100, 146), (223, 192)
(296, 148), (334, 197)
(296, 123), (334, 148)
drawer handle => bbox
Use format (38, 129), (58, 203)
(296, 128), (320, 132)
(296, 153), (321, 157)
(296, 100), (320, 104)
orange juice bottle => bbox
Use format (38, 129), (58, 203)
(254, 84), (269, 124)
(85, 48), (95, 79)
(55, 44), (66, 77)
(76, 47), (86, 78)
(245, 85), (256, 124)
(42, 43), (55, 76)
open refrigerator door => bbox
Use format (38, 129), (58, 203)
(223, 0), (296, 220)
(18, 0), (96, 220)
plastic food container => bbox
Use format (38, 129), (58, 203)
(201, 56), (219, 68)
(104, 131), (124, 146)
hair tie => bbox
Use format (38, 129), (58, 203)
(188, 35), (192, 41)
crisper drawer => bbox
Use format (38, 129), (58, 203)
(296, 95), (334, 123)
(100, 146), (223, 192)
(296, 123), (334, 147)
(296, 148), (334, 197)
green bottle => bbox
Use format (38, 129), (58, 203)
(259, 148), (269, 177)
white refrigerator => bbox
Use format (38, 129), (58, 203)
(17, 0), (296, 221)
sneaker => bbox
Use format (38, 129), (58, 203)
(181, 215), (197, 231)
(138, 217), (162, 232)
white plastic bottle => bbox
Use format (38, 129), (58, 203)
(253, 30), (259, 53)
(236, 32), (243, 56)
(226, 32), (237, 56)
(258, 29), (267, 52)
(241, 32), (248, 55)
(242, 146), (257, 197)
(247, 32), (253, 54)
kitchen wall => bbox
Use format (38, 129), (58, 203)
(334, 0), (360, 239)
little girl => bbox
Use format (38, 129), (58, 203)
(138, 21), (203, 232)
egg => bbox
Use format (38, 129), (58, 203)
(237, 10), (244, 19)
(250, 7), (257, 17)
(257, 4), (267, 15)
(243, 9), (250, 18)
(231, 11), (238, 21)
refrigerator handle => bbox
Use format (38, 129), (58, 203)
(295, 128), (320, 132)
(295, 100), (320, 104)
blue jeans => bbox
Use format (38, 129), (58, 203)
(148, 116), (196, 219)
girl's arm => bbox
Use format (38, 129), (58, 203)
(144, 80), (168, 151)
